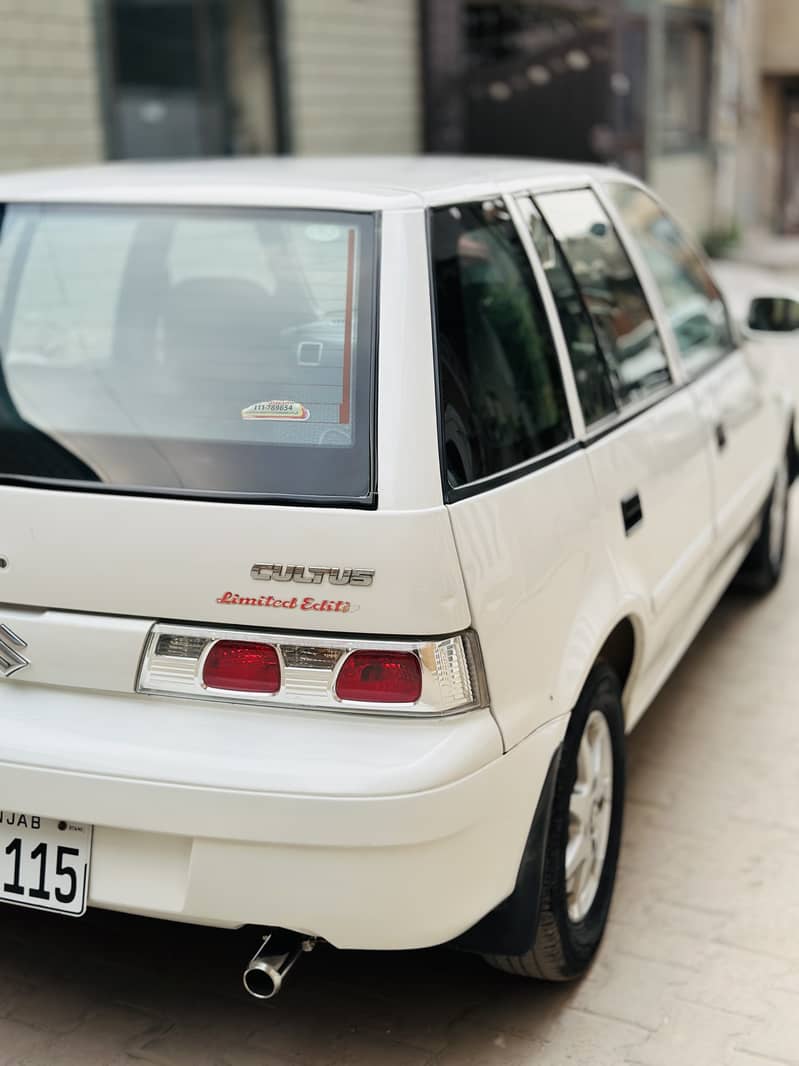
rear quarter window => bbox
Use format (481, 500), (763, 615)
(430, 199), (572, 494)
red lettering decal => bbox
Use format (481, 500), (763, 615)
(215, 591), (323, 612)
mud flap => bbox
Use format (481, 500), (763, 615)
(448, 744), (562, 956)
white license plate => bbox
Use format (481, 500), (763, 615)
(0, 812), (92, 916)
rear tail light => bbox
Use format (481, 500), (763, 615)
(335, 651), (422, 703)
(202, 640), (280, 694)
(137, 625), (487, 717)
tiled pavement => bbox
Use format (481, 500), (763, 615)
(2, 509), (799, 1065)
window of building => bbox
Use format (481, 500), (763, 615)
(662, 11), (712, 152)
(430, 199), (573, 492)
(106, 0), (280, 159)
(516, 196), (617, 426)
(535, 188), (671, 413)
(607, 183), (733, 376)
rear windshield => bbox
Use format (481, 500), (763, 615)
(0, 203), (376, 502)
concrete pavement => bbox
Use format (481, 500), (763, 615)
(1, 510), (799, 1063)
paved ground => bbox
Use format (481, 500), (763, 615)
(2, 513), (799, 1065)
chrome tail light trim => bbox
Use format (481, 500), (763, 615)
(136, 623), (488, 717)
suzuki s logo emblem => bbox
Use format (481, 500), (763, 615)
(250, 564), (374, 587)
(0, 624), (29, 678)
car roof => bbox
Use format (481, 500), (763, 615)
(0, 156), (632, 212)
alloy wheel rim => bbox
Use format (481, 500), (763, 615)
(565, 709), (614, 924)
(769, 457), (789, 570)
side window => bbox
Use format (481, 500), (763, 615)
(430, 199), (572, 491)
(536, 188), (672, 411)
(516, 196), (616, 426)
(607, 182), (733, 376)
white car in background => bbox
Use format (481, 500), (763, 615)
(0, 158), (793, 997)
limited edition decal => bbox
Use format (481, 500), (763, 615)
(216, 591), (357, 613)
(242, 400), (310, 421)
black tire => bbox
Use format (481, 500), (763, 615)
(484, 663), (625, 981)
(737, 452), (790, 594)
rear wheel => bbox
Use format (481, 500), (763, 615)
(484, 663), (625, 980)
(738, 452), (790, 594)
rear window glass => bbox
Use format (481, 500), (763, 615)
(0, 204), (376, 502)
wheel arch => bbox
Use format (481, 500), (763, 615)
(451, 634), (637, 959)
(558, 609), (646, 731)
(596, 616), (640, 708)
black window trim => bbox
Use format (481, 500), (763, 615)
(0, 201), (382, 510)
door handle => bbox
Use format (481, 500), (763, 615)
(715, 422), (727, 450)
(621, 492), (643, 536)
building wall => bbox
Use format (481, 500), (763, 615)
(0, 0), (104, 172)
(760, 77), (784, 231)
(761, 0), (799, 75)
(728, 0), (764, 229)
(758, 0), (799, 232)
(649, 153), (716, 235)
(285, 0), (421, 154)
(644, 0), (716, 237)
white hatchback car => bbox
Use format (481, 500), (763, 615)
(0, 157), (793, 996)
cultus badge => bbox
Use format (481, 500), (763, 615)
(250, 564), (375, 587)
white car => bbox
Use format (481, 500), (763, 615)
(0, 158), (793, 996)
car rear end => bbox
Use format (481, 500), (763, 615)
(0, 180), (557, 951)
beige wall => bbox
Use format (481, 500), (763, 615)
(761, 0), (799, 75)
(649, 153), (715, 237)
(0, 0), (104, 172)
(760, 77), (784, 231)
(285, 0), (420, 154)
(708, 0), (764, 230)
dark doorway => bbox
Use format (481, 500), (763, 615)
(423, 0), (647, 174)
(104, 0), (281, 159)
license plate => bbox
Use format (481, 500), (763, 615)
(0, 812), (92, 916)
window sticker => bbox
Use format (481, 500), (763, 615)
(242, 400), (310, 421)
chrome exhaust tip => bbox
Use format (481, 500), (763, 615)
(243, 931), (316, 1000)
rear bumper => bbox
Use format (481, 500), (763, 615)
(0, 685), (566, 949)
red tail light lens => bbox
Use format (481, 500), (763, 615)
(203, 640), (280, 694)
(335, 650), (422, 703)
